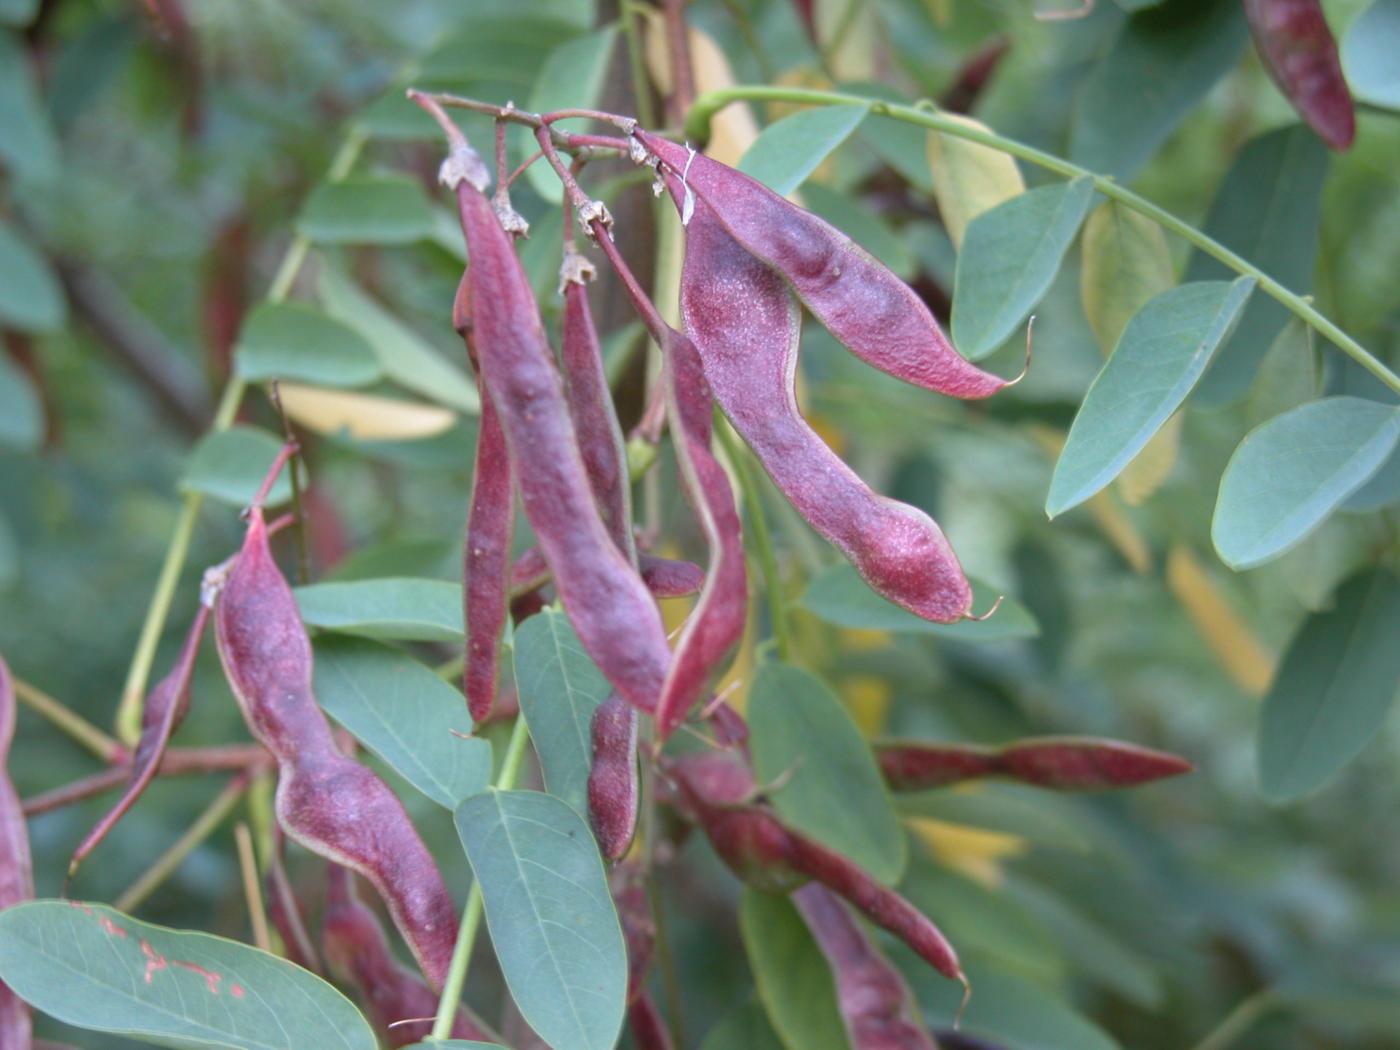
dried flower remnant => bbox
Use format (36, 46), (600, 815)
(0, 655), (33, 1049)
(1244, 0), (1355, 150)
(876, 736), (1192, 792)
(676, 192), (973, 623)
(635, 129), (1009, 399)
(214, 449), (458, 987)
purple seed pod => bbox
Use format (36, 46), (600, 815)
(0, 655), (33, 1049)
(1244, 0), (1355, 150)
(611, 860), (655, 1003)
(587, 692), (640, 859)
(215, 461), (458, 988)
(634, 130), (1008, 400)
(655, 329), (748, 738)
(876, 736), (1192, 792)
(673, 189), (973, 624)
(69, 602), (211, 877)
(629, 992), (675, 1050)
(444, 140), (673, 719)
(322, 865), (498, 1047)
(793, 885), (936, 1050)
(511, 547), (704, 601)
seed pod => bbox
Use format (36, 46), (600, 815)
(675, 190), (973, 623)
(512, 546), (704, 601)
(215, 461), (458, 988)
(1244, 0), (1355, 150)
(69, 602), (211, 877)
(322, 865), (498, 1047)
(793, 885), (936, 1050)
(0, 655), (33, 1050)
(587, 692), (640, 859)
(876, 736), (1192, 792)
(629, 993), (675, 1050)
(264, 827), (321, 974)
(561, 257), (635, 560)
(667, 752), (962, 982)
(611, 860), (655, 1003)
(655, 329), (748, 736)
(634, 130), (1007, 400)
(444, 139), (672, 718)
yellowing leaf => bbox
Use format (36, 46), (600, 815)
(643, 13), (758, 166)
(1117, 411), (1182, 506)
(840, 673), (891, 737)
(275, 383), (456, 441)
(815, 0), (878, 81)
(1081, 201), (1175, 354)
(926, 114), (1025, 249)
(1166, 545), (1274, 697)
(906, 815), (1027, 888)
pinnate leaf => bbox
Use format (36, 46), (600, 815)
(235, 302), (382, 388)
(295, 577), (463, 643)
(738, 103), (870, 198)
(180, 426), (294, 507)
(739, 890), (849, 1050)
(925, 113), (1024, 249)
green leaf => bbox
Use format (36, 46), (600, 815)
(1188, 125), (1329, 404)
(234, 302), (383, 387)
(1213, 397), (1400, 569)
(1258, 569), (1400, 801)
(455, 789), (626, 1050)
(0, 352), (42, 451)
(1079, 200), (1175, 354)
(0, 29), (58, 180)
(318, 263), (480, 413)
(312, 636), (489, 809)
(179, 426), (293, 507)
(294, 578), (463, 643)
(738, 890), (850, 1050)
(738, 103), (870, 197)
(525, 26), (618, 202)
(0, 220), (64, 333)
(1344, 443), (1400, 512)
(699, 1001), (786, 1050)
(1047, 278), (1255, 517)
(801, 182), (914, 279)
(897, 785), (1096, 853)
(400, 1043), (509, 1049)
(511, 609), (612, 818)
(799, 564), (1039, 643)
(1070, 0), (1248, 180)
(1343, 0), (1400, 112)
(0, 900), (377, 1050)
(297, 176), (436, 245)
(749, 663), (906, 885)
(951, 176), (1096, 361)
(0, 0), (38, 26)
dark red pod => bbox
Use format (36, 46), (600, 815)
(629, 993), (675, 1050)
(793, 885), (936, 1050)
(215, 471), (458, 988)
(1245, 0), (1355, 150)
(322, 865), (497, 1047)
(611, 860), (655, 1003)
(442, 138), (673, 718)
(0, 655), (33, 1050)
(876, 736), (1192, 792)
(635, 129), (1008, 400)
(512, 546), (704, 601)
(587, 692), (640, 859)
(675, 191), (973, 623)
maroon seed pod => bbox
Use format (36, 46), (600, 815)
(1244, 0), (1355, 150)
(322, 865), (498, 1047)
(635, 130), (1008, 399)
(611, 860), (655, 1004)
(512, 546), (704, 601)
(674, 190), (974, 623)
(215, 458), (458, 988)
(876, 736), (1193, 792)
(793, 885), (936, 1050)
(69, 601), (211, 877)
(587, 692), (640, 859)
(0, 655), (33, 1049)
(264, 827), (321, 974)
(629, 992), (675, 1050)
(440, 134), (673, 719)
(655, 329), (748, 737)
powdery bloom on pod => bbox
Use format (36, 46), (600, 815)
(1244, 0), (1355, 150)
(587, 693), (640, 860)
(215, 479), (458, 989)
(635, 129), (1007, 399)
(876, 736), (1193, 792)
(674, 187), (973, 623)
(793, 885), (937, 1050)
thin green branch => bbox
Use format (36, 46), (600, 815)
(431, 715), (532, 1038)
(683, 86), (1400, 398)
(12, 678), (123, 761)
(1190, 990), (1280, 1050)
(114, 130), (369, 745)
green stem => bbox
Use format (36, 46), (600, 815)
(683, 87), (1400, 398)
(114, 775), (250, 913)
(716, 419), (791, 661)
(11, 678), (123, 762)
(621, 1), (659, 131)
(431, 715), (532, 1038)
(114, 130), (369, 745)
(1190, 990), (1280, 1050)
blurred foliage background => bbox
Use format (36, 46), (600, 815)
(1, 0), (1399, 1047)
